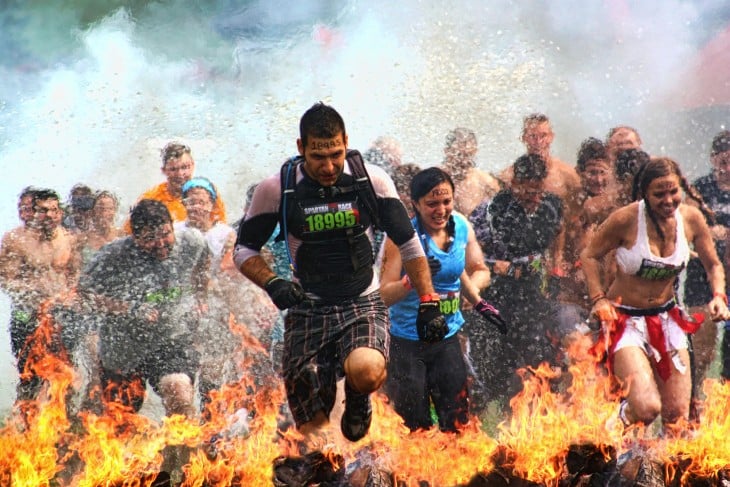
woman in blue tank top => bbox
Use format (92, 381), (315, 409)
(379, 167), (507, 432)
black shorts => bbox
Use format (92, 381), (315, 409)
(282, 291), (389, 426)
(100, 333), (199, 405)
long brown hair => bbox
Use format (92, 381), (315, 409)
(634, 157), (714, 241)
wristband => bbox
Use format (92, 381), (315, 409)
(401, 275), (412, 290)
(419, 293), (440, 303)
(713, 292), (728, 305)
(550, 266), (566, 278)
(591, 293), (606, 305)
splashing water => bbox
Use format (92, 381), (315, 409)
(1, 0), (729, 414)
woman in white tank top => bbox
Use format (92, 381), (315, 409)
(580, 157), (729, 435)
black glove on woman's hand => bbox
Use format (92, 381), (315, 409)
(416, 295), (448, 343)
(475, 299), (508, 334)
(264, 277), (307, 310)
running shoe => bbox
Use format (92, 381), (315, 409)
(340, 382), (372, 442)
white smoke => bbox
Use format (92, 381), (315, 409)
(0, 0), (728, 412)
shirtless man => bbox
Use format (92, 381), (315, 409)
(0, 188), (79, 401)
(441, 127), (501, 216)
(605, 125), (642, 164)
(499, 113), (582, 216)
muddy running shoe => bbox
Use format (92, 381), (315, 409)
(340, 381), (372, 442)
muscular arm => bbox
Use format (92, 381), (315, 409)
(402, 255), (436, 298)
(0, 232), (23, 297)
(580, 208), (628, 305)
(379, 238), (409, 307)
(464, 222), (490, 291)
(238, 254), (278, 290)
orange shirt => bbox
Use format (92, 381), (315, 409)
(125, 182), (227, 233)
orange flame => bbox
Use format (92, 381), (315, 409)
(5, 307), (730, 486)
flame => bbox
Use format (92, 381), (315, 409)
(4, 307), (730, 486)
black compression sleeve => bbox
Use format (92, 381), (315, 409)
(378, 197), (415, 245)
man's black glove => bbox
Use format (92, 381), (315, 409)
(416, 295), (448, 343)
(264, 277), (307, 310)
(475, 299), (508, 335)
(427, 256), (441, 275)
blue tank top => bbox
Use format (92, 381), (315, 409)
(389, 212), (469, 341)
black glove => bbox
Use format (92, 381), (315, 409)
(416, 296), (448, 343)
(264, 277), (307, 310)
(427, 256), (441, 275)
(475, 299), (508, 335)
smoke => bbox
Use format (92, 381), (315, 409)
(0, 0), (729, 412)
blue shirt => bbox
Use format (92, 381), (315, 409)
(389, 212), (469, 341)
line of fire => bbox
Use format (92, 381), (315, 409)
(2, 300), (730, 487)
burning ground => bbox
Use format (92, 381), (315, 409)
(2, 309), (730, 487)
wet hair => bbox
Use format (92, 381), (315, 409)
(130, 199), (172, 236)
(32, 188), (61, 208)
(616, 148), (650, 183)
(445, 127), (477, 150)
(93, 190), (119, 209)
(410, 167), (454, 202)
(576, 137), (609, 172)
(634, 157), (714, 241)
(391, 163), (422, 200)
(299, 102), (346, 147)
(606, 125), (642, 142)
(160, 142), (191, 167)
(19, 186), (39, 201)
(512, 154), (548, 182)
(711, 130), (730, 156)
(522, 113), (550, 134)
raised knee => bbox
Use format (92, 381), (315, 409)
(345, 349), (386, 393)
(629, 398), (661, 425)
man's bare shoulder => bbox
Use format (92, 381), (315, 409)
(550, 157), (580, 182)
(1, 226), (33, 249)
(468, 167), (500, 192)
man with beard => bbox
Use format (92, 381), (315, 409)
(468, 154), (564, 407)
(0, 188), (79, 401)
(78, 199), (210, 418)
(234, 102), (444, 444)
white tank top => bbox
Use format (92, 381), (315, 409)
(614, 200), (689, 280)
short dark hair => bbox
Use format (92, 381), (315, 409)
(711, 130), (730, 156)
(606, 125), (641, 144)
(576, 137), (608, 172)
(410, 167), (454, 202)
(445, 127), (477, 149)
(130, 199), (172, 236)
(615, 148), (650, 183)
(160, 142), (191, 167)
(19, 186), (39, 201)
(299, 102), (346, 147)
(32, 189), (61, 208)
(513, 154), (547, 182)
(93, 190), (119, 209)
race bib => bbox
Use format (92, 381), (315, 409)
(438, 291), (461, 315)
(636, 259), (684, 280)
(301, 201), (360, 234)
